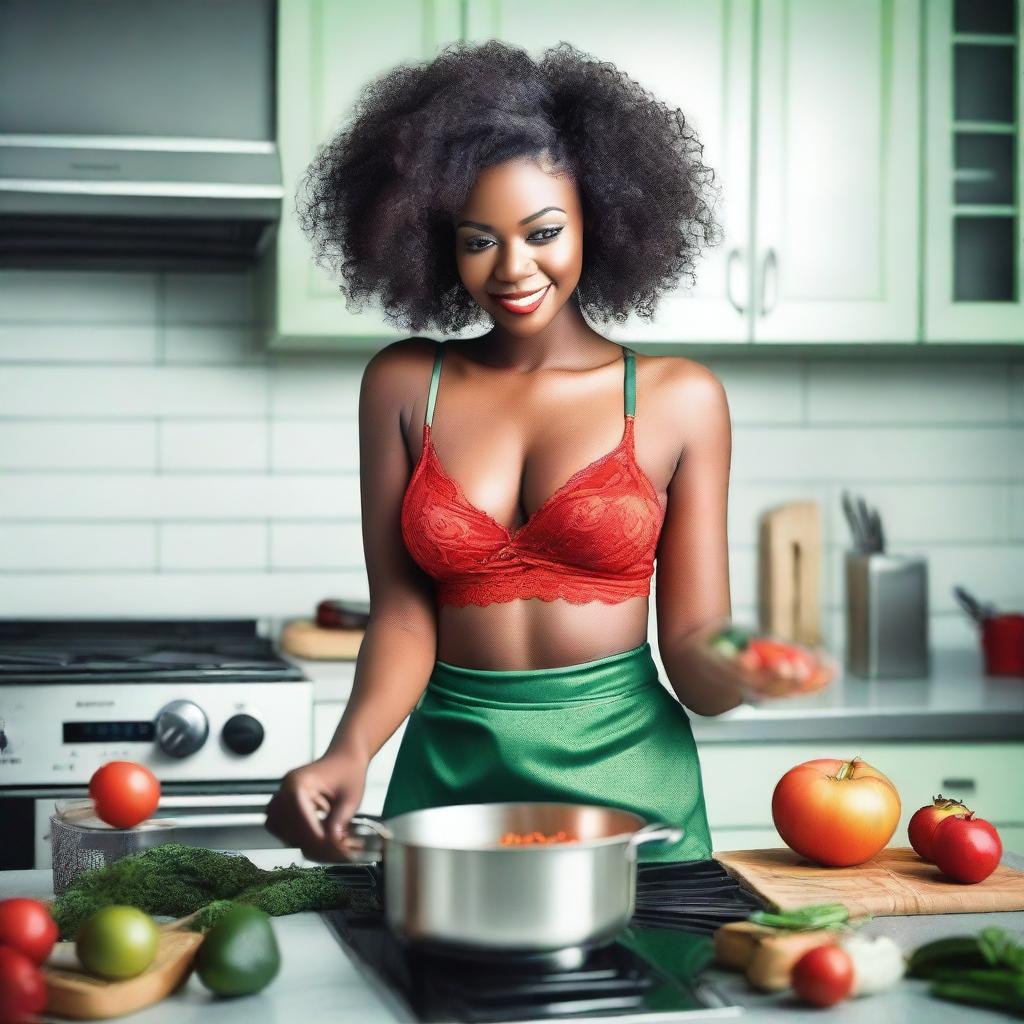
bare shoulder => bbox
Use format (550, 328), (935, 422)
(360, 336), (439, 420)
(635, 352), (729, 422)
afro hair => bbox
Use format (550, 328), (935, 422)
(294, 39), (723, 334)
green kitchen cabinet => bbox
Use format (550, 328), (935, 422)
(924, 0), (1024, 343)
(261, 0), (462, 348)
(467, 0), (920, 345)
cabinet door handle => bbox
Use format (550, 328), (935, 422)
(726, 248), (746, 315)
(941, 778), (976, 793)
(759, 247), (778, 316)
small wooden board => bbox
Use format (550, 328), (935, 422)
(279, 619), (362, 660)
(715, 847), (1024, 917)
(43, 920), (202, 1020)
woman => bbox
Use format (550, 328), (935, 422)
(266, 40), (827, 863)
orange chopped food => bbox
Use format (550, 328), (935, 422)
(498, 830), (578, 846)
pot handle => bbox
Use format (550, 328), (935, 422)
(628, 822), (684, 850)
(340, 813), (393, 863)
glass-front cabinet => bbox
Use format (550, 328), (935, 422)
(925, 0), (1024, 342)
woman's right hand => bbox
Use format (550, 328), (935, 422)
(265, 749), (369, 862)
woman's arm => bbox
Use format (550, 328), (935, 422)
(325, 339), (439, 767)
(653, 360), (742, 716)
(267, 339), (440, 859)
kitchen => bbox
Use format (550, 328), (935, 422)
(1, 0), (1024, 1020)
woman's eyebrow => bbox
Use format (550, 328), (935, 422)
(456, 206), (567, 232)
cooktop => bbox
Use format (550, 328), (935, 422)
(323, 859), (759, 1022)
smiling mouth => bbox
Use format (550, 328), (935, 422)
(489, 285), (551, 312)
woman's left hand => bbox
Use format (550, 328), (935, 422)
(681, 619), (837, 705)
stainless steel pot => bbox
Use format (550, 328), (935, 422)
(345, 802), (682, 952)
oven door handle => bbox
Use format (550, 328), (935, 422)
(160, 812), (268, 829)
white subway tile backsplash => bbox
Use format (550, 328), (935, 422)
(0, 570), (370, 617)
(161, 421), (268, 471)
(0, 421), (156, 471)
(0, 266), (1017, 642)
(807, 360), (1012, 423)
(159, 523), (268, 570)
(270, 522), (364, 569)
(0, 366), (267, 417)
(0, 324), (158, 363)
(271, 421), (357, 471)
(163, 271), (255, 324)
(164, 326), (266, 364)
(270, 357), (362, 418)
(0, 270), (157, 322)
(731, 426), (1021, 481)
(0, 524), (155, 571)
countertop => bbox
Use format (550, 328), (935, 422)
(286, 645), (1024, 742)
(6, 850), (1023, 1023)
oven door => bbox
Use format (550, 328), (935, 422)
(9, 791), (301, 871)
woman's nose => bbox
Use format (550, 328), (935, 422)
(494, 239), (536, 281)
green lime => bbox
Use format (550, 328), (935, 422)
(196, 903), (280, 997)
(75, 905), (159, 980)
(710, 636), (739, 658)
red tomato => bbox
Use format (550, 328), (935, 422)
(0, 899), (58, 965)
(907, 796), (972, 862)
(791, 944), (854, 1007)
(0, 945), (47, 1023)
(931, 813), (1002, 884)
(771, 757), (901, 867)
(89, 761), (161, 829)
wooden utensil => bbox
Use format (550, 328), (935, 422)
(715, 847), (1024, 918)
(757, 501), (822, 646)
(42, 917), (202, 1020)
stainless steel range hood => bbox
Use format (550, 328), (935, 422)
(0, 0), (282, 271)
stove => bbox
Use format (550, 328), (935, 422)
(0, 619), (313, 869)
(322, 860), (760, 1022)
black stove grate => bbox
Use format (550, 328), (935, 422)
(323, 859), (757, 1022)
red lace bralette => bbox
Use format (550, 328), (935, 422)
(400, 343), (666, 607)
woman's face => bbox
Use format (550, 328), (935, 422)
(454, 155), (584, 335)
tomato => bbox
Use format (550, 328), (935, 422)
(931, 813), (1002, 884)
(771, 757), (901, 867)
(89, 761), (161, 829)
(791, 944), (854, 1007)
(0, 945), (47, 1023)
(75, 906), (160, 980)
(907, 796), (972, 862)
(0, 898), (58, 965)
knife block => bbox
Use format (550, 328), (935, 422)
(845, 552), (930, 678)
(757, 502), (822, 646)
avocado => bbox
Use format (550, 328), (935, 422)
(196, 903), (281, 997)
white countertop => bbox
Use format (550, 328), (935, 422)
(8, 850), (1023, 1024)
(286, 645), (1024, 741)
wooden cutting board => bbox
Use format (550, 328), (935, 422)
(715, 847), (1024, 917)
(279, 619), (363, 660)
(43, 918), (202, 1020)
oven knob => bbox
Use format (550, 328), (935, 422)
(221, 714), (264, 756)
(155, 700), (209, 758)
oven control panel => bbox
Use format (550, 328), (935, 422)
(0, 682), (312, 785)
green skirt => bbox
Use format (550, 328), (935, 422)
(380, 641), (712, 862)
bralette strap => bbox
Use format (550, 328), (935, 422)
(425, 340), (444, 428)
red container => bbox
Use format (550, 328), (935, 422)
(981, 613), (1024, 677)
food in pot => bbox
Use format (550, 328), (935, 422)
(771, 756), (901, 866)
(499, 830), (578, 845)
(908, 795), (972, 861)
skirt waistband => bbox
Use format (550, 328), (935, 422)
(427, 641), (660, 710)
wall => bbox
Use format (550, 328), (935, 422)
(1, 267), (1022, 652)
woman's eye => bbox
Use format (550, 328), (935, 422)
(464, 225), (564, 252)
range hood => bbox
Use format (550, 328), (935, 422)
(0, 0), (282, 271)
